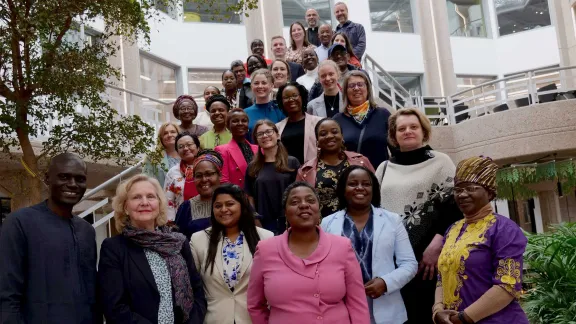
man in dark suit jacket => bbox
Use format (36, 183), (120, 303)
(270, 35), (305, 82)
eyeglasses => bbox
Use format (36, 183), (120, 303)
(282, 94), (300, 102)
(347, 82), (366, 90)
(255, 129), (275, 139)
(193, 171), (219, 180)
(179, 107), (195, 112)
(454, 185), (483, 195)
(177, 143), (196, 150)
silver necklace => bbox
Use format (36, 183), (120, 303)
(325, 93), (339, 111)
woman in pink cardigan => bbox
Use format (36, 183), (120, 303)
(297, 117), (374, 218)
(215, 108), (258, 188)
(247, 182), (370, 324)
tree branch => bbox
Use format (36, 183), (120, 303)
(42, 15), (73, 72)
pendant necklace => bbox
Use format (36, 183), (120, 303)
(326, 93), (339, 111)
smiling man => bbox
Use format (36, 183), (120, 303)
(296, 48), (319, 91)
(0, 153), (100, 324)
(334, 2), (366, 59)
(315, 24), (333, 62)
(270, 35), (305, 82)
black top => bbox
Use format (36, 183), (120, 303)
(281, 118), (306, 165)
(334, 107), (392, 167)
(98, 234), (207, 324)
(244, 156), (301, 235)
(288, 62), (305, 82)
(323, 93), (340, 118)
(307, 27), (320, 46)
(0, 201), (101, 324)
(391, 145), (434, 165)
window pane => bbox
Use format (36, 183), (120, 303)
(188, 70), (223, 107)
(368, 0), (414, 33)
(154, 0), (178, 19)
(281, 0), (332, 27)
(138, 56), (177, 125)
(494, 0), (551, 36)
(447, 0), (487, 37)
(390, 74), (422, 96)
(184, 0), (242, 24)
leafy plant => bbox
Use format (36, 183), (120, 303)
(0, 0), (258, 209)
(523, 223), (576, 323)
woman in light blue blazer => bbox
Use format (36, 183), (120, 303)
(321, 165), (417, 324)
(142, 121), (181, 187)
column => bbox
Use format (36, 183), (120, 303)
(549, 0), (576, 89)
(243, 0), (284, 59)
(416, 0), (458, 97)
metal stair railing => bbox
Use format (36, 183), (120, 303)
(362, 54), (412, 111)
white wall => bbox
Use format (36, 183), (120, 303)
(145, 12), (249, 70)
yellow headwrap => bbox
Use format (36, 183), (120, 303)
(455, 156), (499, 194)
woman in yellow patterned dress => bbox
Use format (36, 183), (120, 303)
(433, 156), (529, 324)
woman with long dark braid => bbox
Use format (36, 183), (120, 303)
(191, 184), (273, 324)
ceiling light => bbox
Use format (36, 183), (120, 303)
(140, 75), (151, 81)
(163, 81), (176, 84)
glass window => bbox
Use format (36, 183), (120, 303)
(494, 0), (551, 36)
(390, 73), (422, 96)
(447, 0), (487, 37)
(281, 0), (332, 27)
(368, 0), (414, 33)
(188, 70), (223, 107)
(184, 0), (242, 24)
(154, 0), (178, 19)
(138, 55), (178, 125)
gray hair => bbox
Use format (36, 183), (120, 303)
(341, 70), (377, 111)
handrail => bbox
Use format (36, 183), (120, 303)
(80, 160), (144, 202)
(105, 84), (176, 106)
(362, 53), (411, 97)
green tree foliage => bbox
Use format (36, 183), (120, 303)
(0, 0), (258, 207)
(523, 223), (576, 323)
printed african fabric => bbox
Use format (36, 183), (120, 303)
(437, 213), (529, 324)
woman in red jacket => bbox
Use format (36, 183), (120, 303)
(296, 117), (373, 217)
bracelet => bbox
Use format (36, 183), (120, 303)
(458, 311), (474, 324)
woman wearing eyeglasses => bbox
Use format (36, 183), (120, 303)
(433, 157), (528, 324)
(275, 82), (322, 165)
(164, 132), (201, 221)
(333, 71), (391, 168)
(173, 95), (209, 137)
(245, 120), (300, 235)
(174, 149), (224, 240)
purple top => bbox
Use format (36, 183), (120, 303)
(438, 213), (529, 324)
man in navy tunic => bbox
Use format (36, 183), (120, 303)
(0, 153), (100, 324)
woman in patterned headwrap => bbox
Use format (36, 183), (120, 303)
(173, 94), (209, 137)
(433, 156), (529, 324)
(174, 149), (224, 240)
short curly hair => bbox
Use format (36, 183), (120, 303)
(276, 82), (309, 115)
(113, 174), (168, 233)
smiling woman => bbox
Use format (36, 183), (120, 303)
(275, 82), (322, 165)
(143, 121), (181, 187)
(321, 165), (417, 323)
(174, 149), (224, 240)
(247, 182), (371, 324)
(190, 184), (273, 324)
(199, 95), (232, 150)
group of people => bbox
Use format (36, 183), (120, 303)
(0, 2), (530, 324)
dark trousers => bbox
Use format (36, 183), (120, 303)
(401, 275), (437, 324)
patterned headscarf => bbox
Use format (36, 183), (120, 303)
(455, 156), (499, 194)
(192, 152), (224, 171)
(173, 95), (198, 120)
